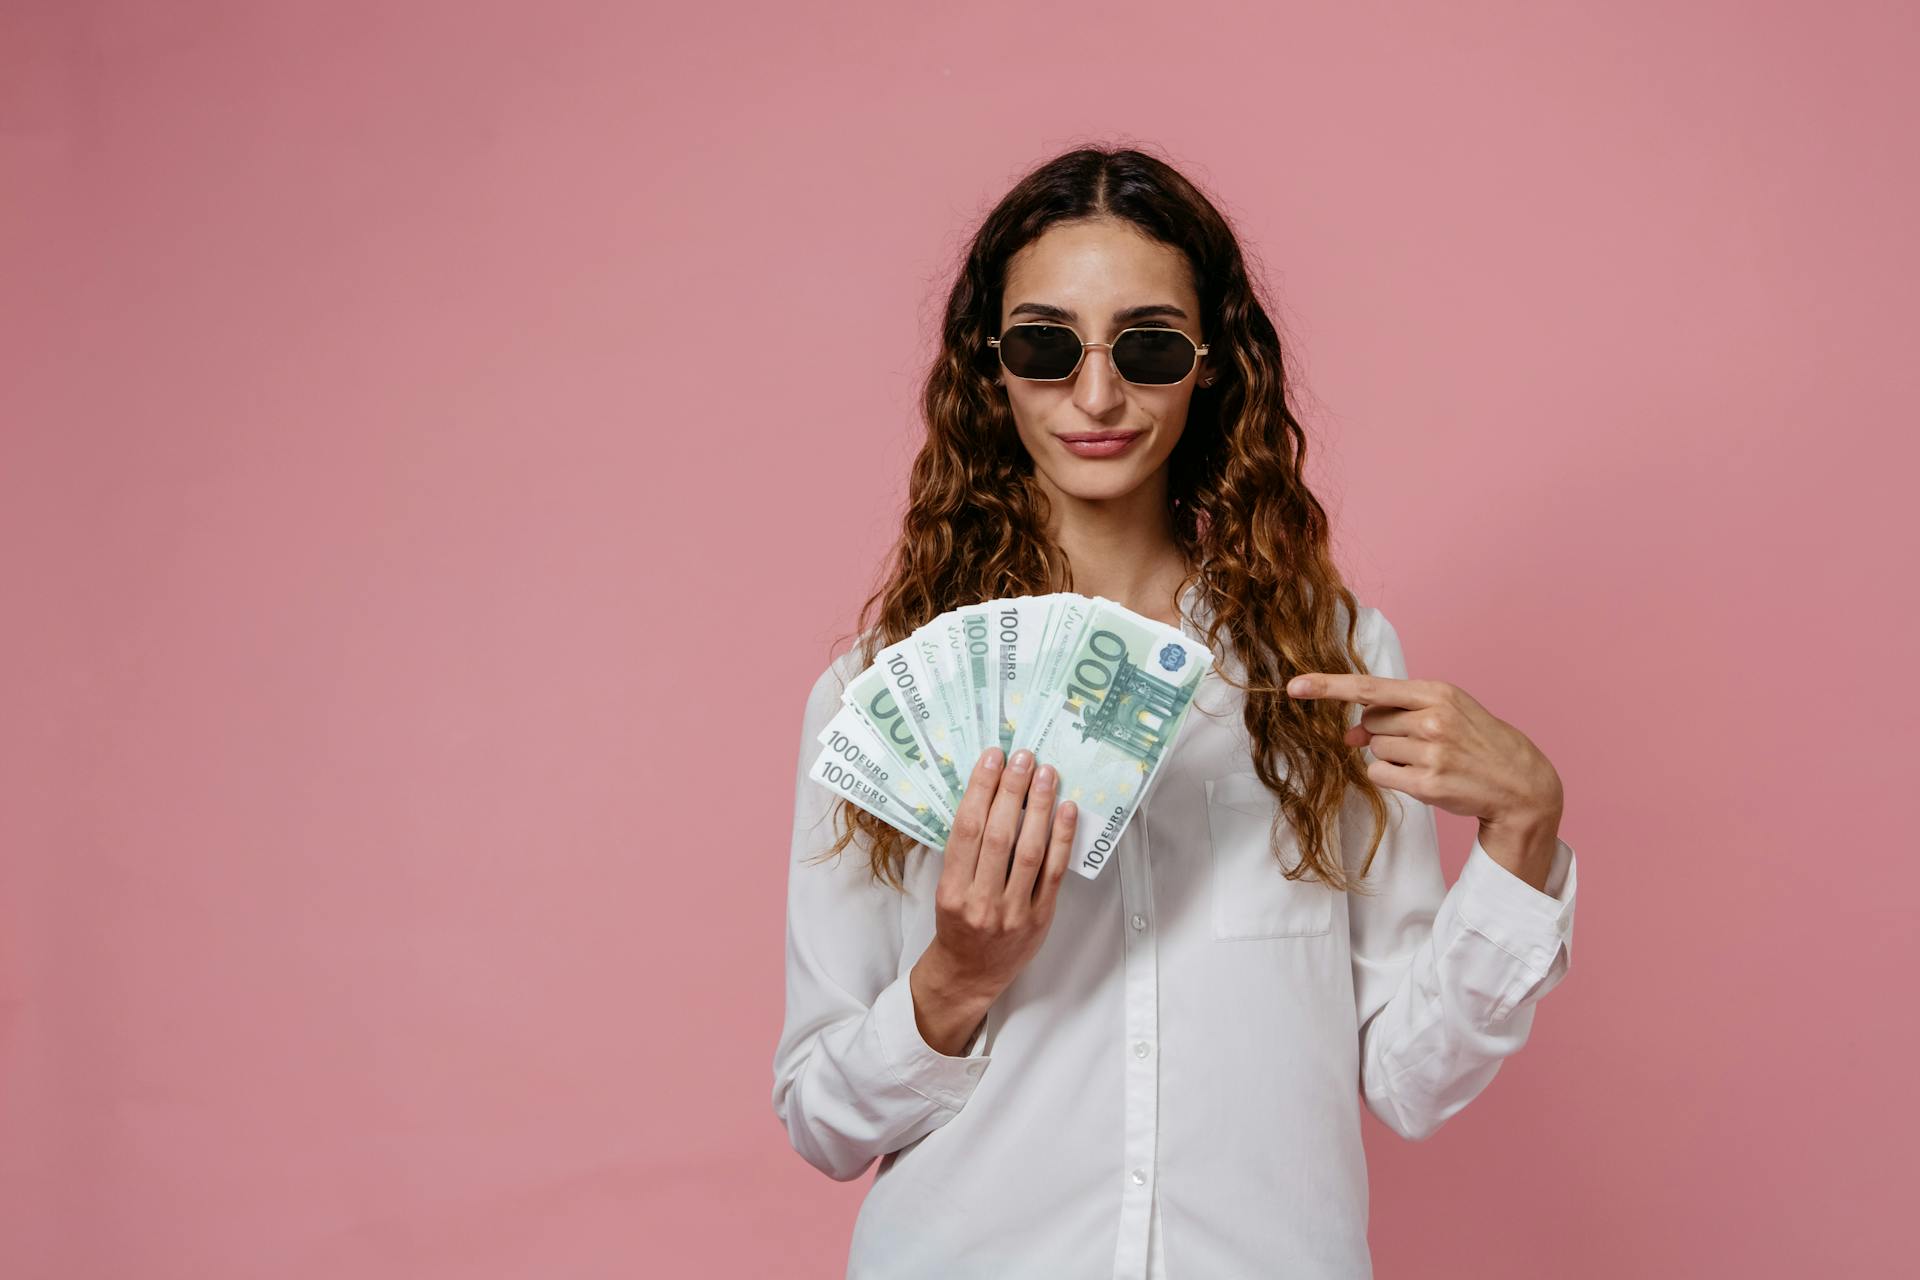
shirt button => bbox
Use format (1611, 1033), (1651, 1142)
(965, 1061), (983, 1076)
(1130, 1169), (1146, 1186)
(1134, 1041), (1151, 1058)
(1131, 913), (1147, 930)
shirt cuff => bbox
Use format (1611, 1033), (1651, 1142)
(1454, 835), (1577, 978)
(869, 968), (993, 1113)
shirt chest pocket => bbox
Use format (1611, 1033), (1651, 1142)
(1204, 772), (1336, 940)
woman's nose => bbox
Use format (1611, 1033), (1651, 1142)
(1074, 344), (1126, 410)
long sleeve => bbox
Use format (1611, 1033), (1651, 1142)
(770, 654), (994, 1182)
(1343, 609), (1578, 1142)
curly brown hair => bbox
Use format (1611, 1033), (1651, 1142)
(816, 142), (1392, 896)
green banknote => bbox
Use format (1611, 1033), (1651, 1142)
(843, 637), (969, 800)
(810, 593), (1214, 878)
(913, 622), (977, 781)
(811, 705), (952, 847)
(1013, 594), (1090, 759)
(839, 649), (963, 820)
(956, 604), (996, 762)
(1023, 598), (1213, 879)
(985, 593), (1060, 756)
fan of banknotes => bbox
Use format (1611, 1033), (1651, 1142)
(808, 593), (1216, 880)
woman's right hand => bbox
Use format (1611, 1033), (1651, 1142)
(922, 746), (1077, 1001)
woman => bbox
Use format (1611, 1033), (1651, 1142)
(771, 145), (1578, 1279)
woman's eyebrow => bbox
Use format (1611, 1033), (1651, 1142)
(1008, 302), (1190, 323)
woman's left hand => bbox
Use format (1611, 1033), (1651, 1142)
(1285, 670), (1565, 890)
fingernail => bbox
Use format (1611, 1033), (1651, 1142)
(1010, 749), (1032, 770)
(1036, 764), (1055, 785)
(985, 748), (1003, 769)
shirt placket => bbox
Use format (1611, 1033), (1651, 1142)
(1109, 790), (1161, 1279)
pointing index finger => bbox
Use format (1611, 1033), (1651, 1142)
(1285, 672), (1437, 708)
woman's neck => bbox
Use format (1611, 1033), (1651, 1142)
(1043, 479), (1191, 627)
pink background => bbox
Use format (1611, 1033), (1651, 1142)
(3, 2), (1914, 1276)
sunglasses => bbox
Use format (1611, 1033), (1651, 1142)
(989, 322), (1210, 387)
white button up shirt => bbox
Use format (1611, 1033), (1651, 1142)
(772, 594), (1577, 1278)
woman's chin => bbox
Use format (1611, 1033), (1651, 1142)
(1042, 460), (1156, 503)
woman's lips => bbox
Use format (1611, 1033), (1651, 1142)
(1057, 431), (1143, 458)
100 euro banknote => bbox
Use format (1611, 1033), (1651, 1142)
(806, 593), (1213, 880)
(1021, 599), (1212, 877)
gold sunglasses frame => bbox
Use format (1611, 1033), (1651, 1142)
(988, 321), (1210, 387)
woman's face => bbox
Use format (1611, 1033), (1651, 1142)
(997, 217), (1210, 505)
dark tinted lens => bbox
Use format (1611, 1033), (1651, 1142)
(1112, 328), (1197, 384)
(998, 324), (1082, 379)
